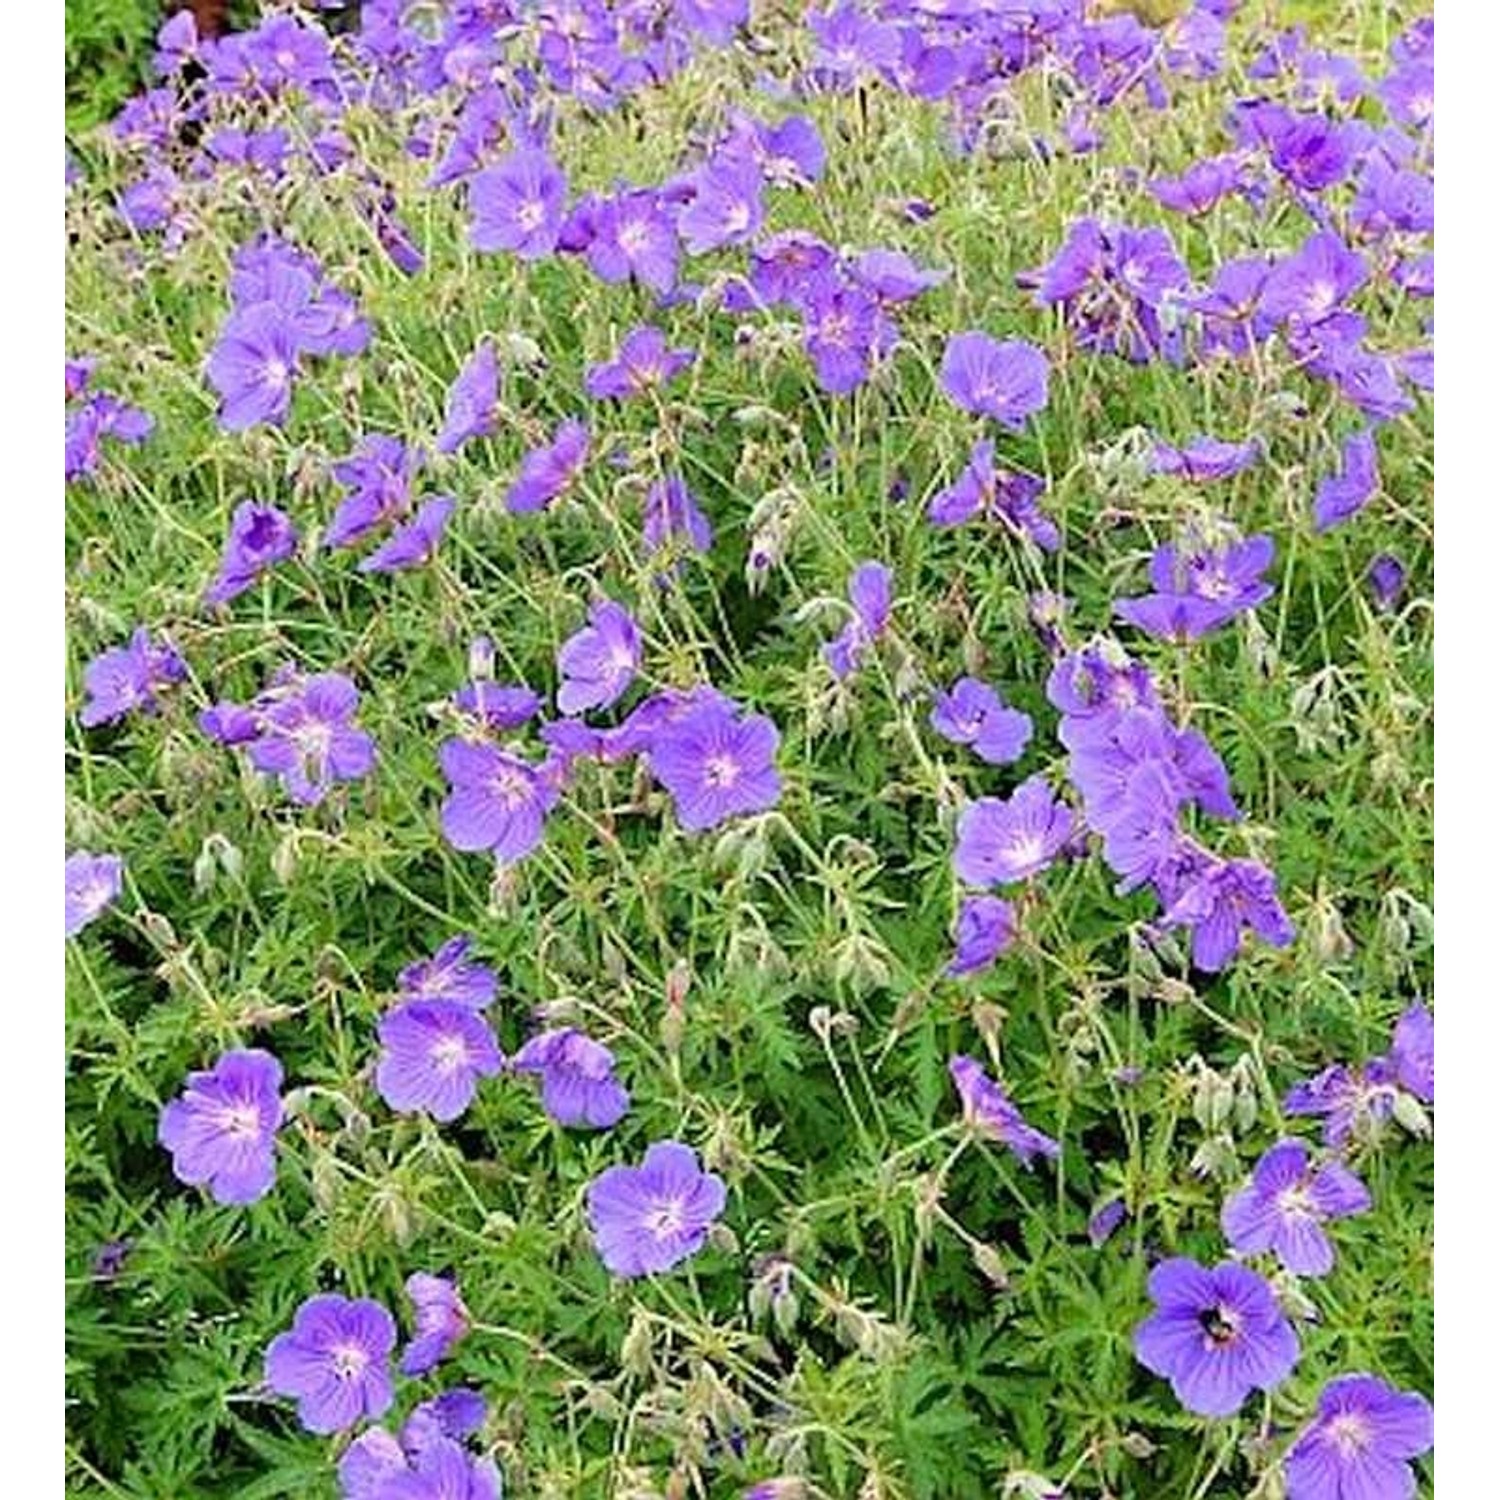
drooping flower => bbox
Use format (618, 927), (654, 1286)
(1132, 1258), (1300, 1418)
(586, 1140), (727, 1277)
(327, 435), (423, 550)
(1284, 1059), (1399, 1147)
(375, 1000), (504, 1122)
(438, 739), (557, 864)
(948, 1055), (1059, 1167)
(1367, 554), (1407, 612)
(1283, 1373), (1433, 1500)
(435, 341), (499, 455)
(506, 419), (589, 514)
(157, 1049), (284, 1205)
(953, 776), (1075, 888)
(648, 696), (781, 831)
(358, 495), (455, 574)
(926, 439), (1057, 549)
(643, 473), (714, 558)
(1221, 1139), (1371, 1276)
(511, 1027), (630, 1129)
(1160, 855), (1295, 971)
(1314, 429), (1380, 532)
(1151, 436), (1263, 482)
(65, 852), (124, 938)
(469, 149), (568, 260)
(929, 678), (1033, 766)
(400, 1273), (470, 1378)
(947, 896), (1018, 978)
(557, 600), (642, 716)
(397, 936), (496, 1011)
(78, 628), (186, 728)
(1390, 1004), (1434, 1103)
(264, 1294), (397, 1435)
(939, 332), (1050, 428)
(205, 501), (299, 605)
(823, 562), (892, 679)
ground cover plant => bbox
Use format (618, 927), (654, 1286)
(64, 1), (1434, 1495)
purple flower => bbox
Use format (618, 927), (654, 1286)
(926, 439), (1057, 549)
(851, 248), (947, 307)
(206, 305), (301, 431)
(205, 501), (298, 605)
(1088, 1199), (1127, 1248)
(648, 697), (781, 831)
(398, 936), (496, 1011)
(400, 1273), (469, 1377)
(929, 678), (1033, 766)
(953, 776), (1075, 888)
(1222, 1139), (1371, 1276)
(438, 739), (557, 864)
(643, 474), (714, 558)
(1132, 1258), (1300, 1418)
(358, 496), (455, 574)
(585, 326), (695, 401)
(512, 1027), (630, 1129)
(453, 681), (543, 732)
(157, 1049), (284, 1206)
(265, 1294), (397, 1435)
(1284, 1374), (1433, 1500)
(1160, 855), (1295, 971)
(65, 390), (154, 483)
(1391, 1004), (1434, 1103)
(946, 896), (1018, 978)
(677, 161), (764, 255)
(1367, 554), (1407, 612)
(939, 333), (1049, 429)
(328, 436), (422, 551)
(469, 149), (568, 260)
(65, 852), (124, 938)
(557, 600), (642, 716)
(586, 190), (679, 293)
(798, 281), (893, 395)
(1314, 429), (1379, 532)
(79, 627), (186, 728)
(1284, 1060), (1399, 1148)
(246, 673), (377, 806)
(1149, 155), (1243, 215)
(948, 1055), (1059, 1167)
(1115, 533), (1275, 643)
(1262, 231), (1368, 330)
(506, 420), (589, 514)
(436, 342), (499, 455)
(823, 561), (892, 679)
(375, 1000), (504, 1122)
(586, 1139), (727, 1277)
(1151, 436), (1263, 482)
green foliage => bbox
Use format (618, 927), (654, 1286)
(66, 0), (161, 133)
(65, 3), (1434, 1498)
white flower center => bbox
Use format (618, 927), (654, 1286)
(218, 1102), (262, 1140)
(1326, 1411), (1372, 1457)
(644, 1197), (686, 1239)
(430, 1035), (471, 1074)
(329, 1342), (369, 1381)
(517, 199), (546, 232)
(703, 754), (741, 789)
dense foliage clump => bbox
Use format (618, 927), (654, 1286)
(65, 3), (1434, 1497)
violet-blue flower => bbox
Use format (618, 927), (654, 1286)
(1132, 1258), (1299, 1418)
(264, 1293), (396, 1435)
(557, 600), (642, 716)
(1284, 1373), (1433, 1500)
(512, 1027), (630, 1129)
(205, 501), (299, 605)
(949, 1055), (1059, 1167)
(400, 1272), (470, 1377)
(939, 332), (1050, 429)
(586, 1140), (726, 1277)
(158, 1048), (284, 1206)
(65, 852), (124, 938)
(953, 776), (1075, 888)
(929, 678), (1033, 766)
(375, 1000), (504, 1122)
(1222, 1138), (1371, 1276)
